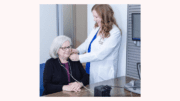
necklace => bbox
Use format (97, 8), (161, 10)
(99, 38), (103, 45)
(98, 30), (104, 45)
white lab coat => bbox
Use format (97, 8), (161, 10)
(77, 25), (121, 84)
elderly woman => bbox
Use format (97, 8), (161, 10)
(42, 35), (89, 96)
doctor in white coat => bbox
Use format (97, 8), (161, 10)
(70, 4), (122, 84)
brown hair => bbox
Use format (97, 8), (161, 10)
(92, 4), (122, 38)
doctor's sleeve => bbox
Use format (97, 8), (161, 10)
(77, 29), (95, 54)
(79, 30), (121, 63)
(76, 38), (88, 54)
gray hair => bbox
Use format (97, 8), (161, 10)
(49, 35), (72, 59)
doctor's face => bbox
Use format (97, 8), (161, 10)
(92, 10), (102, 27)
(58, 41), (71, 59)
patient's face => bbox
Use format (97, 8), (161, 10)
(58, 41), (71, 60)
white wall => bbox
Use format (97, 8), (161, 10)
(87, 4), (127, 77)
(87, 4), (95, 35)
(40, 4), (57, 64)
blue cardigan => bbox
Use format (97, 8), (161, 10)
(43, 58), (89, 95)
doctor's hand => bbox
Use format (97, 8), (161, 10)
(69, 54), (79, 61)
(71, 48), (79, 54)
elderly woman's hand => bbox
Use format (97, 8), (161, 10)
(69, 82), (83, 92)
(62, 85), (76, 92)
(69, 54), (79, 61)
(62, 82), (83, 92)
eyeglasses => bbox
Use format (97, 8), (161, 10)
(60, 46), (72, 51)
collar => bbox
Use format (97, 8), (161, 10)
(58, 58), (71, 66)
